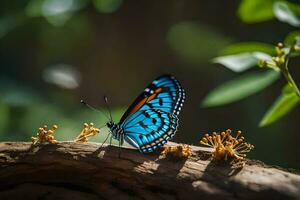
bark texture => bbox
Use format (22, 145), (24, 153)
(0, 141), (299, 200)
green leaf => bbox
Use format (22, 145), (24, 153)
(260, 85), (300, 127)
(213, 52), (272, 72)
(273, 1), (300, 27)
(284, 30), (300, 45)
(282, 83), (296, 94)
(285, 1), (300, 16)
(283, 30), (300, 57)
(213, 53), (256, 72)
(202, 70), (280, 107)
(220, 42), (275, 56)
(237, 0), (275, 23)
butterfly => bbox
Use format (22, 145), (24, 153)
(106, 74), (185, 153)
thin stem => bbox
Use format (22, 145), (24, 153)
(282, 66), (300, 97)
(281, 50), (300, 97)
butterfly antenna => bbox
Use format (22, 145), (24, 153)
(100, 132), (111, 148)
(104, 96), (113, 122)
(80, 100), (110, 120)
(98, 123), (109, 129)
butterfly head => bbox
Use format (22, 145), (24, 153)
(106, 121), (121, 134)
(106, 121), (114, 129)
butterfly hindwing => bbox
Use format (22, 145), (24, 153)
(121, 109), (178, 153)
(151, 75), (185, 115)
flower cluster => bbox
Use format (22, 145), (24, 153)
(258, 42), (300, 97)
(31, 125), (58, 145)
(75, 123), (100, 143)
(259, 42), (287, 71)
(199, 129), (254, 161)
(160, 144), (192, 158)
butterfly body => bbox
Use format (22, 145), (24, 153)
(107, 75), (185, 153)
(107, 121), (124, 144)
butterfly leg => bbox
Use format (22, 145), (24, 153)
(118, 139), (122, 158)
(109, 135), (113, 146)
(100, 133), (110, 149)
(118, 133), (125, 158)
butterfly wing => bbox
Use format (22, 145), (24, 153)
(119, 74), (185, 124)
(119, 75), (185, 153)
(122, 109), (178, 153)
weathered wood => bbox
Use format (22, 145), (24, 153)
(0, 141), (299, 200)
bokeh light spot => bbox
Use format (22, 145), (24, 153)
(42, 0), (74, 16)
(93, 0), (123, 14)
(43, 64), (81, 89)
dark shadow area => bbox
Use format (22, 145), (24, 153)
(203, 160), (243, 178)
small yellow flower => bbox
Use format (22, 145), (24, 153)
(160, 144), (192, 158)
(199, 129), (254, 161)
(31, 125), (58, 145)
(75, 122), (100, 143)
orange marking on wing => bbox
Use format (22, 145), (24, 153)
(127, 97), (148, 116)
(154, 87), (163, 93)
(145, 87), (163, 103)
(127, 87), (163, 116)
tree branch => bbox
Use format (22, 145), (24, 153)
(0, 142), (299, 200)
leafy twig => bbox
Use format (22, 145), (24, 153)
(261, 42), (300, 97)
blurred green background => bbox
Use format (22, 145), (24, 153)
(0, 0), (299, 169)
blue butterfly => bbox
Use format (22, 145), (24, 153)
(107, 74), (185, 153)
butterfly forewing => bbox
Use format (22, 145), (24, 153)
(119, 74), (185, 123)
